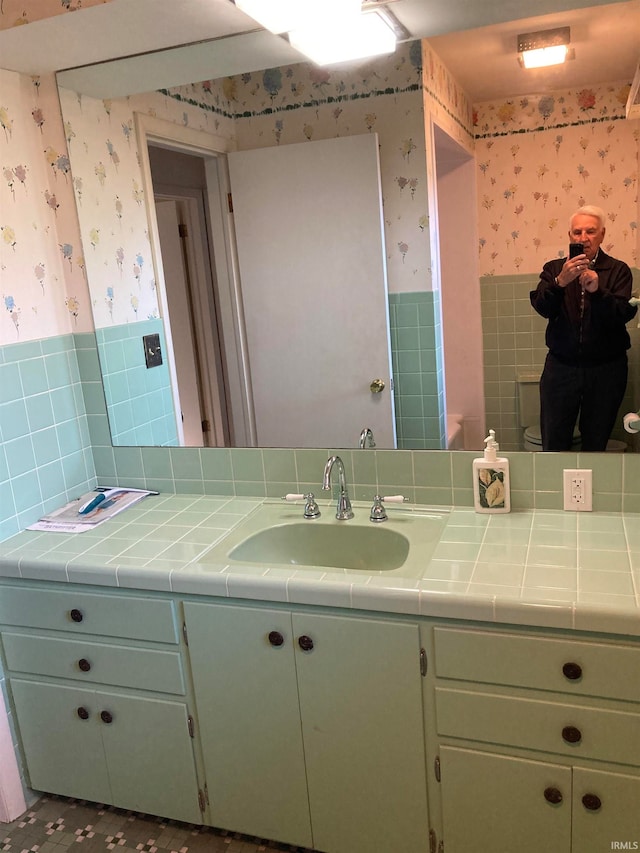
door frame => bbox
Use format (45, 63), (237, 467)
(153, 189), (228, 447)
(427, 115), (485, 450)
(134, 112), (256, 446)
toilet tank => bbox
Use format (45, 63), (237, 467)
(516, 371), (541, 427)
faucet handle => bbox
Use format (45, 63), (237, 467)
(282, 493), (320, 518)
(369, 494), (407, 522)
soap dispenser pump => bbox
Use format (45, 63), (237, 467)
(472, 429), (511, 514)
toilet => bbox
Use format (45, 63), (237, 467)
(516, 371), (581, 451)
(516, 371), (627, 452)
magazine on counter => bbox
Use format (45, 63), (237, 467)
(28, 487), (159, 533)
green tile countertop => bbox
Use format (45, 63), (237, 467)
(0, 494), (639, 636)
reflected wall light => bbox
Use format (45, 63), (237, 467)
(517, 27), (571, 69)
(289, 11), (397, 65)
(233, 0), (360, 35)
(233, 0), (399, 66)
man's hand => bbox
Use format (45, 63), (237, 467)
(557, 253), (590, 287)
(580, 269), (599, 293)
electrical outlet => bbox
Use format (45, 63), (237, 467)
(563, 469), (592, 511)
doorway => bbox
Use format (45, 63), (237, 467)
(433, 123), (485, 450)
(148, 145), (229, 447)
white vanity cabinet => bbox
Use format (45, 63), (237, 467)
(183, 601), (430, 853)
(0, 584), (204, 825)
(431, 626), (640, 852)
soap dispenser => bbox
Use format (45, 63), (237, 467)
(472, 429), (511, 514)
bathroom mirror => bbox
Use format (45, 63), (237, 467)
(54, 0), (640, 452)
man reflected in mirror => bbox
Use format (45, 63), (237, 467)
(530, 205), (636, 451)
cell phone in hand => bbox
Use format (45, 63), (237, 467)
(569, 242), (584, 258)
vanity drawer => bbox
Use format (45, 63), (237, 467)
(434, 627), (640, 703)
(0, 586), (178, 644)
(436, 687), (640, 766)
(1, 632), (186, 695)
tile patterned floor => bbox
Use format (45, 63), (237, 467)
(1, 796), (316, 853)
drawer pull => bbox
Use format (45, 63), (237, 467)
(78, 658), (91, 672)
(76, 707), (90, 720)
(543, 787), (563, 805)
(562, 662), (582, 680)
(582, 793), (602, 811)
(268, 631), (284, 647)
(70, 609), (84, 623)
(561, 725), (582, 744)
(100, 710), (113, 724)
(298, 635), (314, 652)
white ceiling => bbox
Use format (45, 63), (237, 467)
(427, 1), (640, 101)
(0, 0), (637, 102)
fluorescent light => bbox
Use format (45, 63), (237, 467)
(235, 0), (359, 35)
(520, 44), (568, 69)
(289, 12), (396, 66)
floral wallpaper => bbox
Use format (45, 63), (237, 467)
(59, 40), (443, 326)
(0, 70), (91, 345)
(0, 0), (111, 30)
(161, 40), (474, 297)
(57, 86), (236, 329)
(0, 0), (108, 30)
(421, 40), (474, 154)
(233, 47), (432, 295)
(475, 82), (639, 276)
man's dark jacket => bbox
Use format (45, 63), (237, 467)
(530, 250), (636, 367)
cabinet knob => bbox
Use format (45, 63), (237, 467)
(298, 635), (314, 652)
(76, 707), (90, 720)
(562, 662), (582, 680)
(100, 710), (113, 724)
(78, 658), (91, 672)
(70, 608), (84, 623)
(582, 793), (602, 811)
(543, 787), (563, 805)
(268, 631), (284, 647)
(561, 725), (582, 744)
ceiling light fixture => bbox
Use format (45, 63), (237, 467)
(517, 26), (571, 69)
(289, 11), (397, 66)
(233, 0), (359, 35)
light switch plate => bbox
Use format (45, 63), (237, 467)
(143, 333), (162, 368)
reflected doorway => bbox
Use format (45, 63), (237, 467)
(148, 145), (230, 447)
(433, 123), (485, 450)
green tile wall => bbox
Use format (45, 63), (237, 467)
(0, 336), (96, 540)
(95, 319), (179, 446)
(389, 291), (446, 449)
(5, 321), (640, 550)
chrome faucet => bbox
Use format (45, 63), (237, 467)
(322, 455), (354, 520)
(359, 427), (376, 449)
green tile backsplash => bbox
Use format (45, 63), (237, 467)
(5, 324), (640, 544)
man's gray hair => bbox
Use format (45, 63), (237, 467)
(570, 205), (605, 229)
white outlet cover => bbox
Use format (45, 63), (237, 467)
(563, 469), (592, 512)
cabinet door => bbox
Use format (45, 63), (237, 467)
(293, 613), (430, 853)
(440, 747), (571, 853)
(10, 679), (111, 804)
(98, 690), (202, 824)
(573, 767), (640, 850)
(183, 602), (312, 848)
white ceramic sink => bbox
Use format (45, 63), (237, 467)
(199, 502), (449, 577)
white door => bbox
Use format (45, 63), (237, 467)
(228, 134), (395, 449)
(155, 200), (203, 446)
